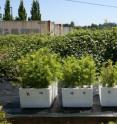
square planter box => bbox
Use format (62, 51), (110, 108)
(62, 87), (93, 107)
(19, 86), (53, 108)
(99, 86), (117, 107)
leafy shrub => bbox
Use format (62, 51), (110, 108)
(61, 55), (96, 88)
(16, 48), (62, 88)
(50, 28), (117, 67)
(61, 56), (81, 88)
(0, 34), (51, 79)
(100, 60), (117, 87)
(79, 55), (96, 86)
(0, 111), (11, 124)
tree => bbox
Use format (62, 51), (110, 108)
(18, 0), (27, 20)
(36, 0), (41, 20)
(30, 0), (41, 20)
(3, 0), (12, 20)
(70, 21), (75, 27)
(15, 16), (20, 21)
(91, 23), (98, 29)
(30, 0), (37, 20)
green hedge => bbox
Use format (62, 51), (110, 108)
(0, 28), (117, 79)
(50, 28), (117, 66)
(0, 34), (52, 78)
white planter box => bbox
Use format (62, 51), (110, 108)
(99, 86), (117, 107)
(19, 86), (53, 108)
(62, 87), (93, 107)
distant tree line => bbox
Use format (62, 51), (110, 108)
(76, 22), (117, 29)
(63, 21), (75, 27)
(63, 21), (117, 29)
(0, 0), (41, 21)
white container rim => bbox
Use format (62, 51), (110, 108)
(62, 85), (93, 89)
(99, 85), (117, 88)
(19, 85), (52, 90)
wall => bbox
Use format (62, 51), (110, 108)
(49, 21), (55, 35)
(0, 21), (72, 35)
(54, 24), (61, 36)
(0, 21), (50, 35)
(63, 26), (72, 35)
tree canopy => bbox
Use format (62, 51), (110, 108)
(18, 0), (27, 20)
(30, 0), (41, 20)
(3, 0), (12, 20)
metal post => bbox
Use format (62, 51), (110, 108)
(10, 7), (12, 19)
(0, 6), (2, 20)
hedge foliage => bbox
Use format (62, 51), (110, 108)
(0, 34), (51, 78)
(50, 28), (117, 65)
(0, 28), (117, 79)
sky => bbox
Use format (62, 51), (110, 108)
(0, 0), (117, 26)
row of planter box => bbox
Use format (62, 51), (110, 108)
(19, 85), (117, 108)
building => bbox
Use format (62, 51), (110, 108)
(0, 21), (72, 35)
